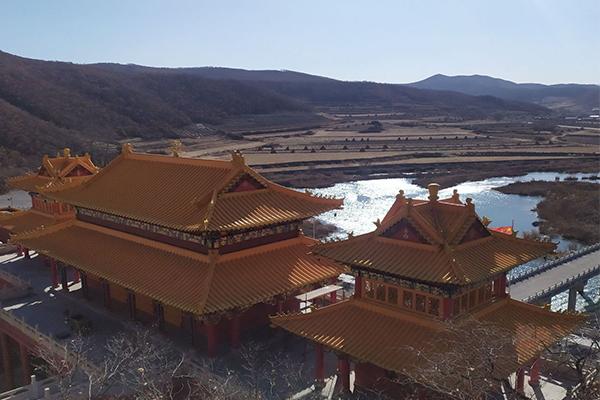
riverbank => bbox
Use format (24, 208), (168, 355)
(495, 181), (600, 245)
(264, 157), (600, 189)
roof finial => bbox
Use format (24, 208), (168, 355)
(63, 148), (71, 158)
(451, 189), (460, 202)
(121, 143), (133, 155)
(465, 197), (474, 212)
(396, 189), (405, 202)
(428, 183), (440, 202)
(169, 139), (182, 157)
(231, 150), (245, 168)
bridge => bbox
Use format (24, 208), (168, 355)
(509, 243), (600, 311)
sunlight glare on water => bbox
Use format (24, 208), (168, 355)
(310, 172), (597, 251)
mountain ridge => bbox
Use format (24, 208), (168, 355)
(409, 74), (599, 113)
(0, 50), (550, 171)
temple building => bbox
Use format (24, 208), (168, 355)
(0, 148), (99, 246)
(272, 184), (586, 397)
(9, 145), (344, 356)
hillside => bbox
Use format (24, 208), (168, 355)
(96, 65), (549, 117)
(409, 74), (599, 113)
(0, 51), (551, 179)
(0, 51), (305, 160)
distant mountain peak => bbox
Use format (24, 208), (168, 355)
(409, 74), (598, 113)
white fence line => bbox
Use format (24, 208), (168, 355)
(509, 243), (600, 285)
(522, 264), (600, 303)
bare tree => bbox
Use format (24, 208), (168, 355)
(545, 316), (600, 400)
(399, 318), (525, 400)
(35, 335), (90, 399)
(237, 341), (316, 400)
(35, 326), (209, 399)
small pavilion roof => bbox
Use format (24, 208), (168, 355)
(314, 184), (555, 286)
(271, 297), (585, 379)
(0, 209), (67, 235)
(46, 146), (342, 233)
(12, 220), (344, 316)
(8, 149), (99, 193)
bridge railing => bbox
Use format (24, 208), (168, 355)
(522, 263), (600, 303)
(509, 243), (600, 285)
(0, 308), (99, 376)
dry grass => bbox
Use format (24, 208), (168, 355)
(496, 181), (600, 244)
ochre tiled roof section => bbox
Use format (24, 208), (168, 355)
(315, 191), (555, 285)
(8, 152), (98, 193)
(271, 297), (585, 378)
(14, 221), (343, 315)
(48, 152), (341, 233)
(203, 236), (343, 314)
(0, 210), (63, 234)
(315, 232), (553, 285)
(7, 175), (53, 193)
(201, 190), (341, 232)
(475, 299), (586, 369)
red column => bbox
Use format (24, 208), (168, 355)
(516, 368), (525, 394)
(19, 343), (31, 384)
(354, 275), (363, 298)
(495, 274), (507, 298)
(16, 245), (23, 257)
(337, 355), (351, 393)
(73, 270), (81, 283)
(229, 315), (241, 349)
(315, 344), (325, 383)
(50, 259), (59, 289)
(1, 333), (14, 389)
(529, 358), (541, 386)
(206, 322), (219, 358)
(60, 266), (69, 292)
(102, 281), (111, 308)
(442, 297), (454, 320)
(330, 289), (337, 304)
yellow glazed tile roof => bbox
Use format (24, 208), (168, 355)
(0, 209), (66, 235)
(315, 188), (555, 285)
(47, 148), (342, 233)
(271, 297), (585, 378)
(13, 221), (343, 315)
(8, 149), (99, 193)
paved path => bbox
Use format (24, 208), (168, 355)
(0, 253), (127, 364)
(509, 249), (600, 302)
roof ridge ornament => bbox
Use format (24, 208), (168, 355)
(427, 183), (440, 202)
(63, 148), (71, 158)
(202, 190), (219, 230)
(465, 197), (475, 212)
(396, 189), (405, 203)
(231, 150), (245, 168)
(121, 143), (133, 155)
(451, 189), (460, 203)
(170, 140), (182, 157)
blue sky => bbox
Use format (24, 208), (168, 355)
(1, 0), (598, 84)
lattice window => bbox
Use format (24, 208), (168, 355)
(387, 287), (399, 305)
